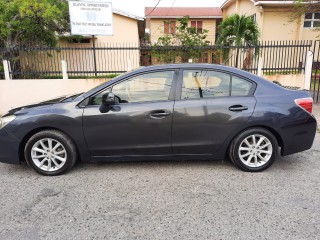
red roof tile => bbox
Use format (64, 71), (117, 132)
(145, 7), (222, 18)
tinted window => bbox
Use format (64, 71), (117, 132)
(91, 71), (174, 105)
(231, 76), (253, 96)
(181, 70), (230, 99)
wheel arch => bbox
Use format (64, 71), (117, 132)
(225, 125), (284, 157)
(19, 127), (81, 163)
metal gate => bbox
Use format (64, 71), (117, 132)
(312, 41), (320, 102)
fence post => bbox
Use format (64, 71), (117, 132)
(61, 60), (68, 80)
(257, 57), (263, 76)
(304, 50), (313, 90)
(3, 60), (11, 80)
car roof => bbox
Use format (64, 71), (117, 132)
(131, 63), (267, 81)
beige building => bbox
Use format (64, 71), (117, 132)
(145, 7), (222, 44)
(220, 0), (319, 41)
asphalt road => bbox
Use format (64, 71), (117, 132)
(0, 130), (319, 240)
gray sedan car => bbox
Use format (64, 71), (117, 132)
(0, 64), (317, 175)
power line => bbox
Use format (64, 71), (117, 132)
(146, 0), (162, 17)
(166, 0), (177, 16)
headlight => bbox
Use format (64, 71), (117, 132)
(0, 115), (16, 129)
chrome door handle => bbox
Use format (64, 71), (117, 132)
(150, 111), (171, 119)
(229, 105), (248, 112)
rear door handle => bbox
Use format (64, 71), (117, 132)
(228, 105), (248, 112)
(150, 110), (171, 119)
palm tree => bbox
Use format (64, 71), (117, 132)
(217, 14), (260, 69)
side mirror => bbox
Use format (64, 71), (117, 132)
(102, 92), (116, 106)
(100, 92), (116, 113)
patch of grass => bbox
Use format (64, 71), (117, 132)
(263, 70), (302, 76)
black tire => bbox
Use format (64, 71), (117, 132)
(24, 130), (77, 176)
(229, 128), (278, 172)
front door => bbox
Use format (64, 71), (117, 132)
(82, 70), (178, 156)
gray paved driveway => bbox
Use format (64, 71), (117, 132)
(0, 105), (319, 240)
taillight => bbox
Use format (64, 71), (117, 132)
(294, 98), (313, 114)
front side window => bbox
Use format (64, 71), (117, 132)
(90, 71), (175, 105)
(304, 13), (320, 28)
(181, 70), (253, 99)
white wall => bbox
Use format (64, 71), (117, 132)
(0, 79), (108, 115)
(0, 74), (309, 116)
(262, 74), (306, 89)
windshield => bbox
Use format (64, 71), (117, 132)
(60, 92), (84, 102)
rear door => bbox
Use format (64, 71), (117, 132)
(172, 68), (257, 154)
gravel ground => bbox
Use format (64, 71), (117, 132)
(0, 105), (319, 240)
(0, 136), (319, 239)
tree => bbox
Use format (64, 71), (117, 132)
(152, 16), (210, 63)
(0, 0), (69, 78)
(217, 14), (260, 69)
(0, 0), (69, 49)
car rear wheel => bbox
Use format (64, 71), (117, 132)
(229, 128), (278, 172)
(24, 130), (77, 176)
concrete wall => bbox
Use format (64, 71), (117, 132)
(149, 18), (217, 44)
(262, 9), (300, 41)
(263, 74), (305, 89)
(0, 79), (108, 115)
(0, 74), (307, 116)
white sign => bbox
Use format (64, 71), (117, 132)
(69, 1), (113, 36)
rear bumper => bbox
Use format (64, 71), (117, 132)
(0, 128), (21, 165)
(281, 115), (317, 156)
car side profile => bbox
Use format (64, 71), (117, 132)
(0, 64), (317, 175)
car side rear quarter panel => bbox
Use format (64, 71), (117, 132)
(252, 81), (317, 156)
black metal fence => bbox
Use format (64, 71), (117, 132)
(0, 40), (315, 79)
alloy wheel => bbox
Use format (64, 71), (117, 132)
(238, 134), (273, 168)
(31, 138), (67, 172)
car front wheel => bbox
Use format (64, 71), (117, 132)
(229, 128), (278, 172)
(24, 130), (77, 176)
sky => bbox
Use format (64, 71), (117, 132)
(110, 0), (226, 18)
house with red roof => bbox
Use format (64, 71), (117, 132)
(145, 7), (223, 44)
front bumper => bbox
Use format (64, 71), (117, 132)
(0, 128), (21, 164)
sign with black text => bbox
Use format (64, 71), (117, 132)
(69, 1), (113, 35)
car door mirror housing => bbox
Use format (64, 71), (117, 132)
(102, 92), (116, 106)
(99, 92), (116, 113)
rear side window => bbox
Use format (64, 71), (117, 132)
(181, 70), (253, 99)
(231, 76), (253, 96)
(182, 70), (230, 99)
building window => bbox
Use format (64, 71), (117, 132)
(70, 38), (91, 44)
(191, 21), (203, 33)
(304, 13), (320, 28)
(250, 14), (256, 23)
(164, 21), (176, 34)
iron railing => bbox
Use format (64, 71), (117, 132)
(0, 40), (315, 79)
